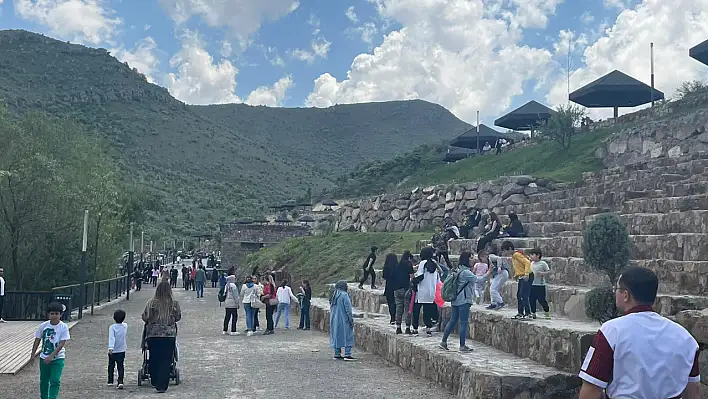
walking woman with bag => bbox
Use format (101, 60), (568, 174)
(141, 281), (181, 393)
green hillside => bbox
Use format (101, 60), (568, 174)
(0, 29), (471, 237)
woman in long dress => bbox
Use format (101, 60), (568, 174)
(329, 280), (356, 361)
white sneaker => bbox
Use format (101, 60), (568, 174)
(107, 382), (113, 386)
(246, 331), (254, 337)
(222, 331), (227, 335)
(230, 331), (240, 336)
(0, 319), (5, 323)
(256, 327), (262, 331)
(117, 383), (124, 390)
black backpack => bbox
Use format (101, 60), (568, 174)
(218, 284), (228, 305)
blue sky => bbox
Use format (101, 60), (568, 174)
(1, 0), (707, 124)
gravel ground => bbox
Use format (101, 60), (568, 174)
(0, 283), (454, 399)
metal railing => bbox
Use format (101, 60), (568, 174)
(2, 291), (57, 321)
(52, 275), (131, 317)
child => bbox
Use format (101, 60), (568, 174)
(527, 248), (551, 319)
(500, 240), (533, 319)
(472, 252), (490, 304)
(32, 302), (71, 399)
(487, 251), (509, 310)
(108, 309), (128, 389)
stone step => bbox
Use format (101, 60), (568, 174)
(582, 157), (708, 184)
(516, 207), (608, 224)
(513, 191), (664, 214)
(534, 173), (708, 203)
(364, 251), (708, 296)
(337, 284), (596, 374)
(499, 282), (708, 322)
(581, 152), (708, 182)
(296, 297), (582, 397)
(420, 233), (708, 261)
(620, 194), (708, 214)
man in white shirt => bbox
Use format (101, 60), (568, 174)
(579, 267), (701, 399)
(0, 267), (5, 322)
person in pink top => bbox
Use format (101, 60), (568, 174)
(472, 251), (491, 304)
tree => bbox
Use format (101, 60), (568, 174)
(674, 80), (708, 100)
(582, 213), (631, 323)
(538, 104), (587, 149)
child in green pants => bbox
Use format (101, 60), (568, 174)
(32, 302), (71, 399)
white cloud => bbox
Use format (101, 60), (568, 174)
(259, 45), (285, 67)
(290, 36), (331, 64)
(345, 6), (358, 23)
(507, 0), (564, 29)
(158, 0), (299, 48)
(14, 0), (121, 44)
(166, 31), (241, 104)
(165, 32), (294, 106)
(604, 0), (628, 9)
(546, 0), (708, 118)
(355, 22), (379, 45)
(111, 37), (159, 83)
(580, 11), (594, 25)
(245, 75), (294, 106)
(307, 13), (321, 35)
(144, 24), (151, 31)
(306, 0), (553, 122)
(221, 40), (233, 58)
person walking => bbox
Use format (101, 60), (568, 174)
(358, 246), (378, 289)
(241, 276), (260, 337)
(210, 268), (219, 288)
(393, 252), (415, 334)
(195, 266), (206, 298)
(275, 280), (298, 329)
(381, 253), (399, 325)
(261, 275), (277, 335)
(330, 280), (356, 360)
(222, 275), (240, 335)
(412, 247), (442, 336)
(169, 266), (178, 288)
(141, 281), (181, 393)
(0, 267), (5, 322)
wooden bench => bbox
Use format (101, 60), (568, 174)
(0, 321), (78, 374)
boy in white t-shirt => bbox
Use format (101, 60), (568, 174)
(108, 309), (128, 389)
(32, 302), (71, 399)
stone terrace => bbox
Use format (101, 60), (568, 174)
(337, 152), (708, 395)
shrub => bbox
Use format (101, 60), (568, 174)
(585, 286), (618, 324)
(582, 213), (630, 323)
(582, 213), (631, 284)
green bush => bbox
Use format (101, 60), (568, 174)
(582, 213), (631, 284)
(585, 286), (618, 324)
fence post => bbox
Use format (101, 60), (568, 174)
(107, 281), (111, 302)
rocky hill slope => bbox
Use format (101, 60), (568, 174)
(0, 30), (470, 235)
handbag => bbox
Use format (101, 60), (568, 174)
(251, 298), (264, 309)
(269, 297), (279, 306)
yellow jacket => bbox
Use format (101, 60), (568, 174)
(511, 251), (532, 279)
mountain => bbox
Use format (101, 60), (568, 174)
(0, 30), (471, 235)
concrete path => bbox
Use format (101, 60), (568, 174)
(0, 282), (454, 398)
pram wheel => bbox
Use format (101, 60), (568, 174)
(174, 368), (180, 385)
(137, 369), (144, 386)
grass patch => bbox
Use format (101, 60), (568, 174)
(245, 232), (429, 296)
(404, 127), (616, 187)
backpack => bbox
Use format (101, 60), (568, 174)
(441, 268), (469, 302)
(218, 284), (228, 304)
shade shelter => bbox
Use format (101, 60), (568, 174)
(690, 39), (708, 66)
(275, 215), (291, 225)
(494, 100), (554, 137)
(252, 216), (269, 225)
(279, 201), (297, 210)
(298, 215), (315, 225)
(449, 124), (512, 150)
(569, 70), (664, 119)
(235, 219), (253, 225)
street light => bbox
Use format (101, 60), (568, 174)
(79, 210), (89, 320)
(127, 222), (134, 301)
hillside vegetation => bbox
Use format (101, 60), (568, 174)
(245, 232), (429, 294)
(0, 30), (471, 237)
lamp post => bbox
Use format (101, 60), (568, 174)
(650, 42), (655, 107)
(476, 111), (480, 154)
(78, 210), (89, 320)
(127, 222), (134, 301)
(141, 230), (144, 262)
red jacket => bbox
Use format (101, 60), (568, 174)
(263, 283), (276, 299)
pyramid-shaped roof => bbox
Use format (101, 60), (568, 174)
(690, 39), (708, 66)
(449, 124), (512, 150)
(569, 70), (664, 108)
(494, 100), (554, 131)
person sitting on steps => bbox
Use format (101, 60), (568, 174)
(476, 212), (502, 252)
(358, 246), (378, 289)
(501, 213), (526, 237)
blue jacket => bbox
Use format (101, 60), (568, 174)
(451, 265), (479, 306)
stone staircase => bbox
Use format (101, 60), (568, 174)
(322, 152), (708, 397)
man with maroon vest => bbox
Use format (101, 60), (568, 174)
(579, 267), (701, 399)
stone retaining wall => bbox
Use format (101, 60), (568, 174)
(336, 176), (557, 232)
(296, 298), (581, 398)
(600, 91), (708, 168)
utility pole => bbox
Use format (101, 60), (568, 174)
(79, 210), (89, 320)
(127, 222), (134, 301)
(476, 111), (480, 155)
(141, 230), (144, 262)
(90, 212), (102, 315)
(650, 42), (655, 107)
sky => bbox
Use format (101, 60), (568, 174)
(1, 0), (708, 124)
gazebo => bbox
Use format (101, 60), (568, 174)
(275, 215), (291, 225)
(252, 216), (269, 225)
(569, 70), (664, 118)
(494, 100), (554, 138)
(690, 39), (708, 66)
(298, 215), (315, 225)
(234, 219), (253, 225)
(449, 124), (512, 151)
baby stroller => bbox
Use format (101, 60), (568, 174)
(137, 324), (181, 386)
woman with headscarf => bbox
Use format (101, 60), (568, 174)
(141, 281), (181, 393)
(330, 280), (356, 360)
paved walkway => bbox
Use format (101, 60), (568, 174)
(0, 282), (454, 398)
